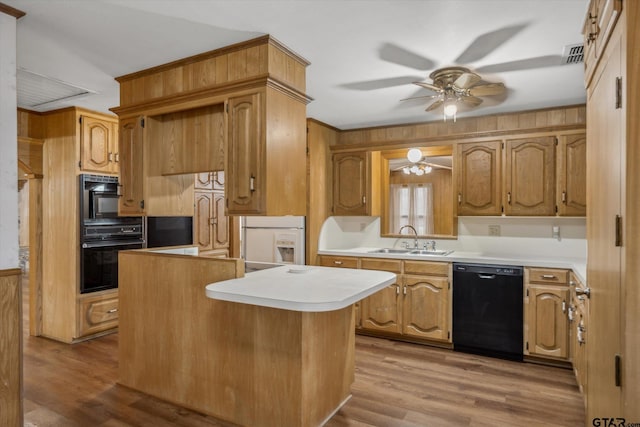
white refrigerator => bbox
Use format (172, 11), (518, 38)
(241, 216), (306, 265)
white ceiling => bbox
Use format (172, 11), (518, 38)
(6, 0), (589, 130)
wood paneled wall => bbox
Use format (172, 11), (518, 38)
(0, 268), (23, 427)
(337, 104), (586, 149)
(307, 119), (339, 264)
(115, 35), (309, 110)
(17, 108), (44, 139)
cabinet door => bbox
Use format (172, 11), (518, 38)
(212, 171), (225, 190)
(80, 115), (116, 173)
(504, 137), (555, 216)
(361, 282), (402, 334)
(333, 152), (368, 215)
(77, 292), (119, 338)
(118, 117), (145, 215)
(557, 133), (586, 216)
(456, 141), (502, 215)
(402, 275), (450, 342)
(212, 190), (229, 250)
(195, 172), (214, 190)
(526, 284), (569, 359)
(226, 93), (263, 214)
(194, 191), (213, 251)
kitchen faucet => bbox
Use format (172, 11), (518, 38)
(398, 225), (419, 249)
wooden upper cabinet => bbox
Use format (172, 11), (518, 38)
(80, 114), (118, 174)
(226, 92), (263, 215)
(118, 117), (145, 216)
(583, 0), (622, 85)
(333, 151), (368, 215)
(504, 137), (556, 216)
(557, 133), (587, 216)
(456, 141), (502, 216)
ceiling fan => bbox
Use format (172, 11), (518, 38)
(401, 66), (506, 116)
(341, 24), (566, 117)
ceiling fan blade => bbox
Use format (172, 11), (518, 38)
(425, 99), (444, 112)
(413, 81), (443, 92)
(460, 96), (483, 107)
(467, 82), (506, 97)
(455, 23), (529, 63)
(476, 55), (563, 73)
(379, 42), (437, 70)
(453, 72), (481, 90)
(340, 76), (424, 91)
(400, 94), (440, 102)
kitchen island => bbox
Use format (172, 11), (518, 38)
(118, 249), (395, 427)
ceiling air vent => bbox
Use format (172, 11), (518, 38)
(17, 68), (95, 111)
(561, 44), (584, 64)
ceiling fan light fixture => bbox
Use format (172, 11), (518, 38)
(443, 102), (458, 117)
(407, 148), (423, 163)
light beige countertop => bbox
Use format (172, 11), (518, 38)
(318, 247), (587, 284)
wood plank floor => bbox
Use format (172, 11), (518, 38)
(21, 275), (585, 426)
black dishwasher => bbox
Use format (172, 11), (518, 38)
(453, 263), (524, 361)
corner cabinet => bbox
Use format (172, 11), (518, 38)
(557, 133), (587, 216)
(456, 140), (502, 216)
(226, 93), (263, 214)
(524, 267), (570, 360)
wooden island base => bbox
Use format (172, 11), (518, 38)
(119, 250), (355, 427)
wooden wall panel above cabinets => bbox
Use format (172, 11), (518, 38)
(150, 104), (225, 176)
(112, 35), (310, 217)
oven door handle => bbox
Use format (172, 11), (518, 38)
(477, 274), (496, 280)
(82, 240), (144, 249)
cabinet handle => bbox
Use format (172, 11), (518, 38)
(333, 261), (343, 265)
(209, 218), (216, 225)
(114, 152), (119, 163)
(116, 184), (123, 197)
(107, 308), (118, 314)
(507, 192), (512, 204)
(250, 175), (255, 192)
(108, 152), (114, 162)
(396, 287), (400, 296)
(561, 191), (567, 203)
(458, 193), (462, 204)
(562, 300), (566, 313)
(362, 195), (366, 204)
(541, 274), (556, 279)
(403, 286), (407, 295)
(575, 287), (591, 299)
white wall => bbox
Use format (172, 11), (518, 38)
(319, 216), (587, 261)
(0, 12), (19, 270)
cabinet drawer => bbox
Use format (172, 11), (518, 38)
(403, 260), (449, 277)
(527, 267), (569, 285)
(78, 294), (119, 337)
(318, 256), (358, 269)
(360, 258), (403, 273)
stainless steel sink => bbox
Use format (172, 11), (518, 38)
(367, 248), (411, 254)
(408, 249), (454, 256)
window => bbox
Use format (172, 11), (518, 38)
(389, 183), (434, 235)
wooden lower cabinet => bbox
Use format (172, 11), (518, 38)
(77, 291), (119, 338)
(361, 280), (403, 334)
(524, 267), (570, 360)
(570, 272), (589, 401)
(402, 275), (450, 341)
(317, 255), (362, 328)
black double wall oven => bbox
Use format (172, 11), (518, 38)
(80, 174), (143, 294)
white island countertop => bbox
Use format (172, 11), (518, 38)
(205, 265), (396, 312)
